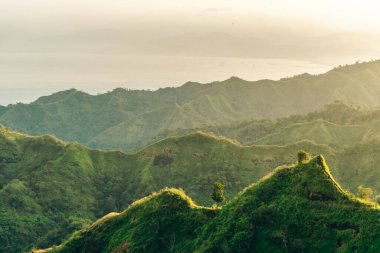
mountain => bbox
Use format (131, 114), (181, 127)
(0, 106), (6, 117)
(156, 101), (380, 149)
(0, 128), (326, 252)
(35, 156), (380, 253)
(1, 126), (380, 252)
(2, 60), (380, 150)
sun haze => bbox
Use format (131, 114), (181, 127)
(1, 0), (380, 104)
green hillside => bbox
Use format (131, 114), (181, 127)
(156, 101), (380, 150)
(228, 102), (380, 148)
(254, 119), (371, 148)
(3, 61), (380, 150)
(35, 156), (380, 253)
(1, 126), (380, 252)
(0, 128), (325, 252)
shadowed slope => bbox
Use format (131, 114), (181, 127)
(0, 128), (330, 252)
(1, 127), (379, 252)
(38, 189), (214, 253)
(195, 156), (380, 252)
(37, 156), (380, 253)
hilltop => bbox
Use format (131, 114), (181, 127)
(1, 127), (379, 252)
(0, 128), (319, 252)
(36, 156), (380, 253)
(2, 60), (380, 150)
(156, 101), (380, 148)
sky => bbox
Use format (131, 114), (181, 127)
(1, 0), (380, 105)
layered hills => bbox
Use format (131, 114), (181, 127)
(152, 101), (379, 147)
(2, 60), (380, 252)
(36, 156), (380, 253)
(0, 127), (379, 252)
(2, 61), (380, 150)
(208, 101), (380, 148)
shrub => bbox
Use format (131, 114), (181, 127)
(297, 150), (310, 165)
(357, 185), (373, 200)
(153, 154), (173, 166)
(211, 182), (225, 205)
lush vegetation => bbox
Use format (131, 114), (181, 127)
(3, 61), (380, 251)
(2, 61), (380, 150)
(157, 100), (380, 148)
(1, 126), (380, 252)
(0, 127), (311, 252)
(153, 102), (380, 194)
(35, 156), (380, 253)
(298, 150), (310, 165)
(211, 182), (225, 205)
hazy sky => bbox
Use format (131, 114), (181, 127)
(1, 0), (380, 105)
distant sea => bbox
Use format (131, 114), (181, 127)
(0, 53), (331, 105)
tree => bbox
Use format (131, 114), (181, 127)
(357, 185), (373, 200)
(211, 182), (225, 205)
(153, 154), (173, 166)
(297, 150), (310, 165)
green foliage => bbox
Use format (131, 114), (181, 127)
(1, 126), (380, 252)
(0, 128), (380, 252)
(3, 61), (380, 150)
(37, 189), (213, 253)
(156, 102), (380, 194)
(2, 61), (380, 252)
(211, 182), (225, 204)
(298, 150), (310, 165)
(153, 153), (173, 166)
(357, 185), (373, 200)
(159, 100), (380, 149)
(0, 128), (290, 252)
(37, 156), (380, 253)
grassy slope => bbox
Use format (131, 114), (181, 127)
(37, 189), (214, 253)
(155, 101), (380, 148)
(2, 61), (380, 150)
(145, 102), (380, 194)
(254, 119), (373, 148)
(37, 156), (380, 253)
(81, 61), (380, 149)
(194, 156), (380, 253)
(0, 128), (330, 252)
(241, 103), (380, 148)
(0, 86), (209, 148)
(1, 127), (379, 252)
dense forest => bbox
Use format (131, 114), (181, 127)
(34, 155), (380, 253)
(1, 126), (379, 252)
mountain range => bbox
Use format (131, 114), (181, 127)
(1, 60), (380, 252)
(2, 60), (380, 150)
(1, 125), (379, 252)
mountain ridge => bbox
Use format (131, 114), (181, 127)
(34, 156), (380, 253)
(1, 125), (380, 252)
(2, 60), (380, 150)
